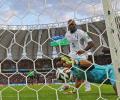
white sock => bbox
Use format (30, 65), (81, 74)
(85, 82), (91, 91)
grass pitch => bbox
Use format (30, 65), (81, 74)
(0, 84), (118, 100)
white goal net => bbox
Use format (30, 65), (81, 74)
(0, 0), (119, 100)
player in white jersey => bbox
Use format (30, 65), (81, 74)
(65, 19), (94, 60)
(65, 19), (94, 92)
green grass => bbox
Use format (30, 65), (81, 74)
(0, 84), (118, 100)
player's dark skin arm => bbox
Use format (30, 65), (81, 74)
(84, 41), (94, 51)
(77, 41), (94, 55)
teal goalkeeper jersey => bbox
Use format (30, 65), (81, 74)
(71, 64), (116, 85)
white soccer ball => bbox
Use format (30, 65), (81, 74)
(56, 67), (70, 81)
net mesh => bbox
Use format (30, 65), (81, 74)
(0, 0), (119, 100)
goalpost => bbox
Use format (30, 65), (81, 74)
(102, 0), (120, 96)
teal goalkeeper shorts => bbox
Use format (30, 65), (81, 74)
(71, 64), (116, 85)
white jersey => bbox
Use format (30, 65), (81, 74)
(65, 29), (92, 59)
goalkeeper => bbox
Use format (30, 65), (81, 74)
(57, 55), (117, 95)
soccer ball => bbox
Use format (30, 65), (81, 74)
(56, 67), (71, 81)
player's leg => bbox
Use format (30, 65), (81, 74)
(78, 60), (92, 91)
(64, 79), (84, 94)
(75, 79), (84, 88)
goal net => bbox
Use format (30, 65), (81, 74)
(0, 0), (119, 100)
